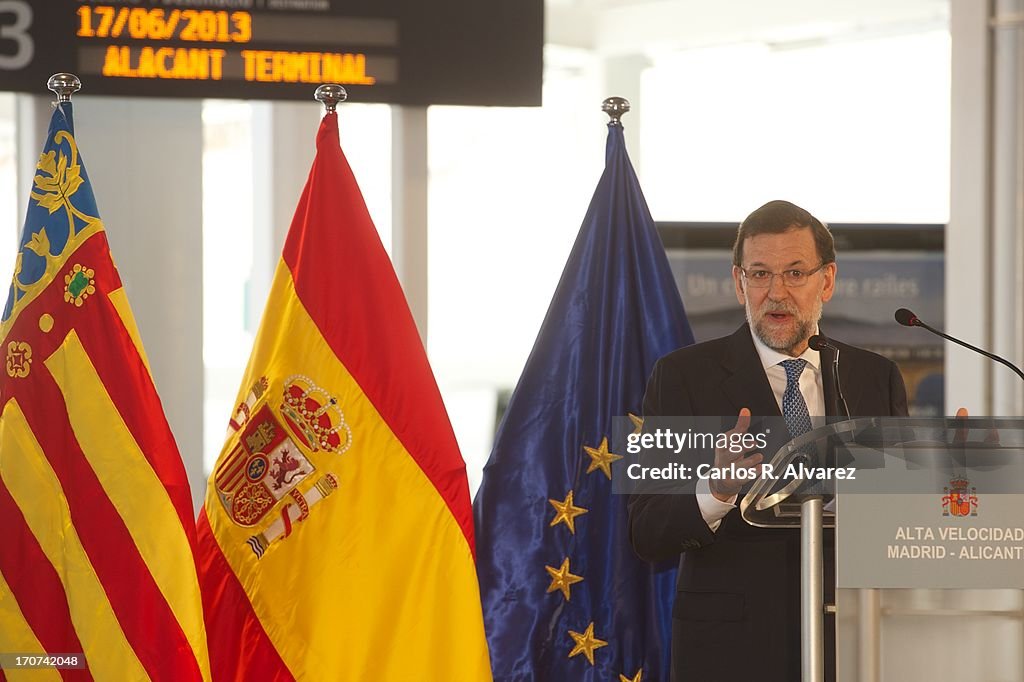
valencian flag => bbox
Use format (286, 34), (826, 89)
(196, 108), (492, 681)
(474, 116), (694, 681)
(0, 104), (211, 679)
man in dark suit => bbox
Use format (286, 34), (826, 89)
(628, 200), (909, 682)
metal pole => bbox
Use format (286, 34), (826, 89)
(802, 496), (824, 682)
(858, 589), (881, 682)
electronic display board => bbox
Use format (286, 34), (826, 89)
(0, 0), (542, 105)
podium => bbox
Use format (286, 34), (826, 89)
(740, 417), (1024, 682)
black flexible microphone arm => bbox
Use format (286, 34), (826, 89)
(894, 308), (1024, 383)
(808, 334), (850, 419)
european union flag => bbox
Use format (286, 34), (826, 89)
(474, 115), (695, 681)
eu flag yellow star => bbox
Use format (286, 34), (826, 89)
(628, 412), (644, 435)
(548, 490), (588, 534)
(620, 669), (644, 682)
(584, 437), (623, 479)
(567, 622), (608, 665)
(545, 557), (584, 600)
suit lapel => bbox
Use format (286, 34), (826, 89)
(720, 324), (782, 419)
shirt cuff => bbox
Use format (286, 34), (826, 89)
(696, 477), (736, 532)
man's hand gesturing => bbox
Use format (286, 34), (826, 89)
(709, 408), (764, 502)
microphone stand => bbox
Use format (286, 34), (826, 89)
(830, 345), (850, 420)
(802, 334), (848, 682)
(897, 309), (1024, 383)
(919, 323), (1024, 383)
(809, 335), (850, 419)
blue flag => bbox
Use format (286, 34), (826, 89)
(474, 121), (695, 681)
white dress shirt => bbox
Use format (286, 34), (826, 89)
(696, 327), (825, 531)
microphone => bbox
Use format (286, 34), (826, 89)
(895, 308), (1024, 382)
(894, 308), (919, 327)
(807, 334), (831, 352)
(808, 334), (850, 418)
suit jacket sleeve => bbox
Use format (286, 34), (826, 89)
(627, 356), (718, 563)
(889, 359), (910, 417)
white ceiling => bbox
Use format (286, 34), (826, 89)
(547, 0), (950, 55)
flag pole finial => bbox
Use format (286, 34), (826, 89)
(602, 96), (630, 126)
(48, 73), (82, 103)
(314, 84), (348, 113)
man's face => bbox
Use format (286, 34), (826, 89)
(732, 227), (836, 356)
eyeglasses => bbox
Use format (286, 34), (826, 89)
(739, 262), (829, 288)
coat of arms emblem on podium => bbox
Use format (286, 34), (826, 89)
(942, 475), (978, 517)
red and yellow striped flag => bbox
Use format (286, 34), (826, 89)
(0, 106), (211, 679)
(197, 111), (492, 680)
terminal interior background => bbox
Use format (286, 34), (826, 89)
(2, 0), (1024, 678)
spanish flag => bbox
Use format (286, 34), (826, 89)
(197, 111), (491, 680)
(0, 106), (211, 679)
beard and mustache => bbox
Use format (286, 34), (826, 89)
(745, 295), (823, 355)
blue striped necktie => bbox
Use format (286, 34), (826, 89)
(781, 359), (812, 440)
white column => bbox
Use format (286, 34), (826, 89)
(67, 96), (206, 511)
(390, 105), (428, 343)
(948, 0), (994, 414)
(990, 0), (1024, 415)
(949, 0), (1024, 416)
(14, 94), (50, 225)
(248, 101), (320, 330)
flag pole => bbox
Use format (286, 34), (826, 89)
(47, 72), (81, 102)
(314, 83), (348, 112)
(601, 96), (630, 126)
